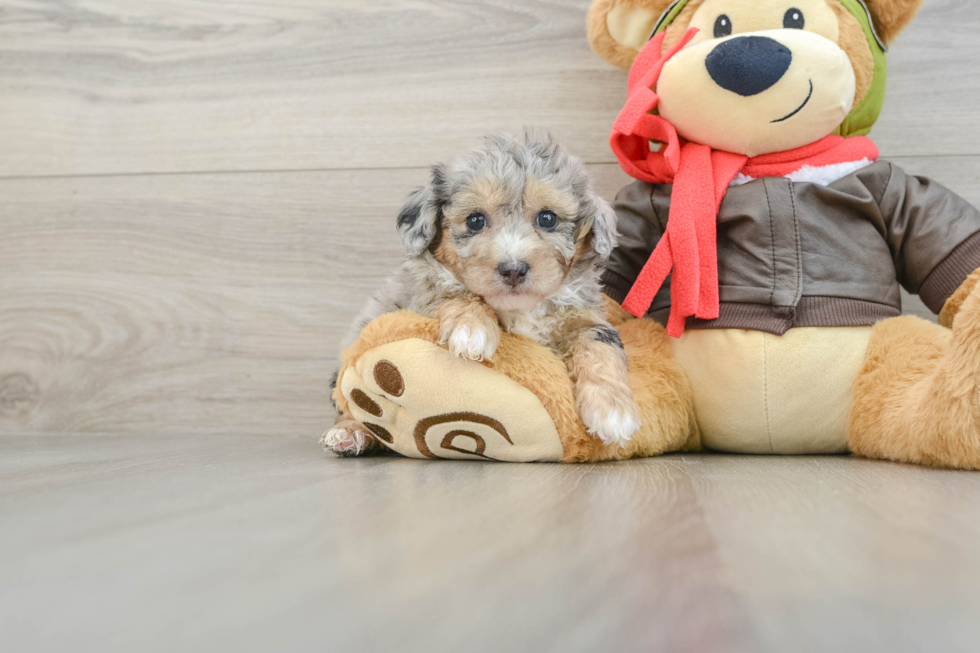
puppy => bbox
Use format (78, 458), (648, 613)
(324, 131), (641, 456)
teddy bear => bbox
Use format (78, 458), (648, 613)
(329, 0), (980, 469)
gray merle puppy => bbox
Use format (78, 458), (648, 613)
(324, 131), (641, 456)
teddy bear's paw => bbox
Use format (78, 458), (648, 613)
(337, 338), (564, 461)
(577, 385), (641, 446)
(321, 422), (375, 457)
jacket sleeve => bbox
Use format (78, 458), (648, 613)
(601, 180), (666, 304)
(874, 163), (980, 314)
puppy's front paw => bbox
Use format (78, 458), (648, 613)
(576, 385), (641, 447)
(439, 312), (501, 362)
(446, 324), (498, 361)
(321, 423), (375, 457)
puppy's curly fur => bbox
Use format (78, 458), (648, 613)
(325, 131), (641, 456)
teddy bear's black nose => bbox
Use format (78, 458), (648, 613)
(705, 36), (792, 97)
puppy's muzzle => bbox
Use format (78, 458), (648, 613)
(706, 36), (792, 97)
(497, 261), (530, 287)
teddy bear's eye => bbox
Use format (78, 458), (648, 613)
(783, 8), (805, 29)
(714, 14), (733, 38)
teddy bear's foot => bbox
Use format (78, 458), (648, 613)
(337, 337), (565, 462)
(850, 277), (980, 470)
(331, 310), (700, 463)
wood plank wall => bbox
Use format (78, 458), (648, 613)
(1, 0), (977, 435)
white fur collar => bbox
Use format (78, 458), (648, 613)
(730, 158), (875, 187)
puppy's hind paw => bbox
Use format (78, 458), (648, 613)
(321, 425), (374, 457)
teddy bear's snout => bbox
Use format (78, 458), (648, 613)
(705, 36), (793, 97)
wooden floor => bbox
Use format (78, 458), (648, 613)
(2, 1), (980, 651)
(4, 437), (980, 652)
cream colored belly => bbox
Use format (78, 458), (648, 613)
(672, 327), (874, 454)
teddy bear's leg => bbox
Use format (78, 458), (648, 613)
(331, 312), (568, 462)
(848, 278), (980, 470)
(331, 310), (698, 463)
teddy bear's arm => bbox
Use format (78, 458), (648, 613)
(939, 269), (980, 328)
(872, 164), (980, 318)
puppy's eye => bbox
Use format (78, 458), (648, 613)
(783, 8), (805, 29)
(465, 212), (487, 232)
(714, 14), (733, 38)
(536, 210), (558, 230)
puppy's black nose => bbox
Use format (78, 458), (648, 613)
(497, 261), (530, 287)
(705, 36), (792, 97)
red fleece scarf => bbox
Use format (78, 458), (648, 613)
(611, 29), (880, 337)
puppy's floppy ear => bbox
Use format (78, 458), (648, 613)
(397, 164), (448, 258)
(863, 0), (923, 45)
(580, 193), (619, 259)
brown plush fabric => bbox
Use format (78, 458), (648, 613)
(587, 0), (674, 69)
(662, 0), (705, 50)
(829, 0), (875, 107)
(849, 279), (980, 470)
(864, 0), (924, 45)
(336, 310), (698, 463)
(561, 317), (701, 461)
(920, 232), (980, 314)
(602, 292), (636, 326)
(613, 0), (877, 114)
(587, 0), (922, 81)
(940, 268), (980, 329)
(333, 312), (441, 415)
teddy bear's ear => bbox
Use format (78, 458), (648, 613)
(863, 0), (924, 45)
(587, 0), (675, 69)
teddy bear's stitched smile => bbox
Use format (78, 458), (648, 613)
(772, 79), (814, 123)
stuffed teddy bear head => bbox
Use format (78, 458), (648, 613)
(589, 0), (922, 156)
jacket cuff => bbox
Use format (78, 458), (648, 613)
(601, 269), (634, 305)
(920, 230), (980, 314)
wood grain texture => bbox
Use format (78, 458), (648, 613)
(2, 155), (975, 435)
(3, 4), (979, 650)
(0, 163), (631, 434)
(2, 436), (979, 653)
(1, 0), (978, 433)
(0, 0), (977, 178)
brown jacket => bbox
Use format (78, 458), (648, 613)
(602, 161), (980, 335)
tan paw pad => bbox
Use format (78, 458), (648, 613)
(339, 338), (563, 462)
